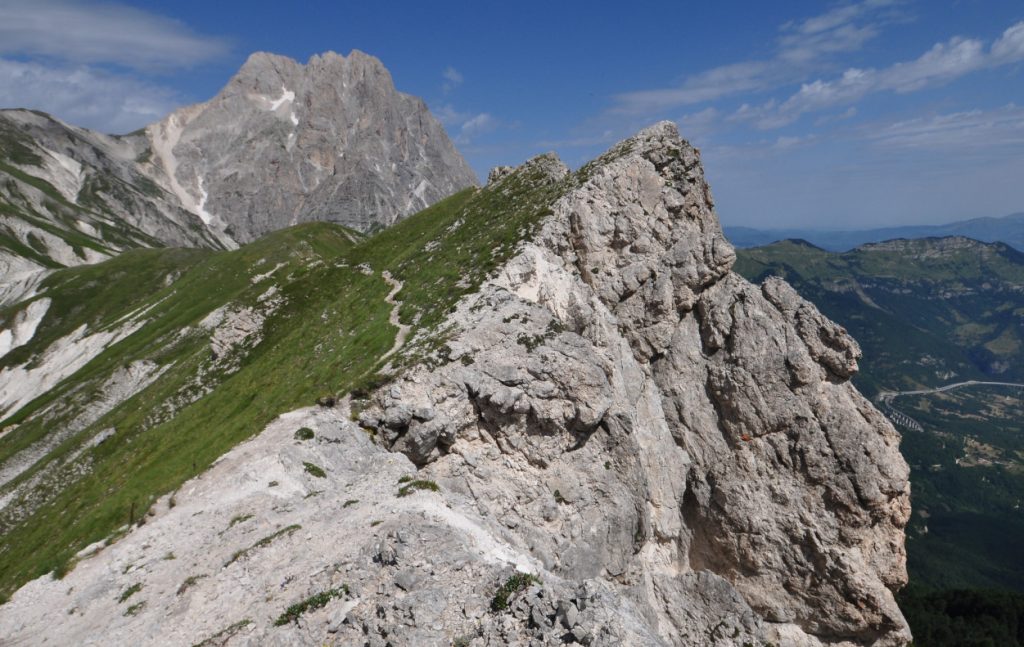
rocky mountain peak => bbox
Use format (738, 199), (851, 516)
(139, 49), (477, 244)
(351, 123), (911, 644)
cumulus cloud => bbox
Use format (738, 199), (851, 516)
(0, 0), (229, 71)
(0, 58), (180, 133)
(0, 1), (231, 133)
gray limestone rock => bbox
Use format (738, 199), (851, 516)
(143, 50), (479, 243)
(359, 121), (911, 645)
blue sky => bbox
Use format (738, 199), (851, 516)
(0, 0), (1022, 229)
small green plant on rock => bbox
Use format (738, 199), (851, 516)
(191, 619), (251, 647)
(303, 462), (326, 478)
(227, 513), (253, 530)
(273, 585), (349, 626)
(294, 427), (314, 441)
(490, 573), (541, 612)
(124, 601), (145, 617)
(224, 524), (301, 567)
(397, 479), (440, 497)
(177, 574), (207, 595)
(118, 583), (142, 603)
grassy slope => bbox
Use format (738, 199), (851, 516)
(0, 161), (571, 598)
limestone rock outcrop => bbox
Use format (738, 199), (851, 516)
(361, 122), (911, 645)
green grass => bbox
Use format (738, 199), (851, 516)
(293, 427), (314, 441)
(123, 601), (145, 617)
(490, 573), (541, 612)
(397, 479), (439, 497)
(226, 513), (253, 530)
(117, 582), (142, 603)
(273, 585), (348, 626)
(177, 574), (206, 596)
(223, 524), (301, 567)
(302, 462), (326, 478)
(190, 619), (251, 647)
(0, 157), (577, 598)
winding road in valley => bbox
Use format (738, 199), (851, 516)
(876, 380), (1024, 431)
(877, 380), (1024, 403)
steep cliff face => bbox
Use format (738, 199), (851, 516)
(0, 124), (909, 646)
(142, 50), (479, 243)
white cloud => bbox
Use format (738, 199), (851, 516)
(457, 113), (496, 144)
(869, 104), (1024, 152)
(991, 20), (1024, 64)
(434, 104), (498, 144)
(442, 66), (463, 93)
(0, 0), (229, 71)
(772, 134), (816, 150)
(0, 58), (180, 133)
(612, 0), (895, 115)
(736, 21), (1024, 129)
(814, 106), (858, 126)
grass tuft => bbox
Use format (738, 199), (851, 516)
(490, 573), (541, 612)
(117, 582), (142, 603)
(397, 479), (439, 497)
(273, 585), (348, 626)
(224, 524), (301, 567)
(302, 462), (326, 478)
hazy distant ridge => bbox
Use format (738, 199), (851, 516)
(725, 212), (1024, 251)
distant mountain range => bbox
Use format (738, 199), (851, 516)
(725, 212), (1024, 251)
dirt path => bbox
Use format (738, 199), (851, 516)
(379, 271), (410, 365)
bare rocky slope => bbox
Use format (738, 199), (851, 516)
(0, 50), (476, 304)
(0, 123), (910, 646)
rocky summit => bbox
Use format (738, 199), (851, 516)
(0, 50), (476, 304)
(0, 122), (910, 646)
(142, 50), (478, 243)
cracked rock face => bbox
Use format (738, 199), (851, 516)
(143, 50), (479, 243)
(363, 121), (911, 645)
